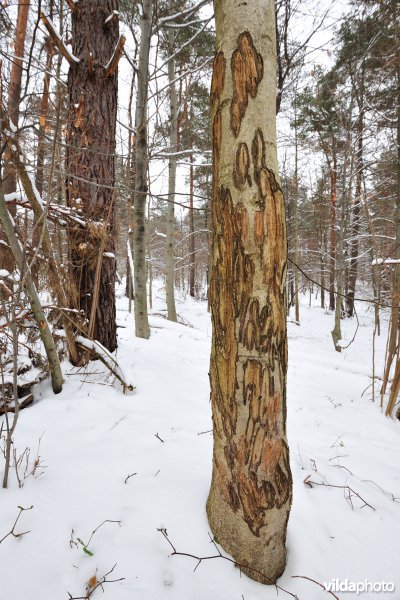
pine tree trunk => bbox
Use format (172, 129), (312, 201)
(133, 0), (152, 339)
(166, 23), (178, 322)
(207, 0), (292, 583)
(66, 0), (119, 353)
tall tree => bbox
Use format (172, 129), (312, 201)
(133, 0), (153, 339)
(207, 0), (292, 583)
(63, 0), (123, 353)
(0, 0), (30, 272)
(165, 17), (178, 322)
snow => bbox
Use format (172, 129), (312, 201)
(371, 258), (400, 265)
(1, 286), (399, 600)
(104, 10), (119, 25)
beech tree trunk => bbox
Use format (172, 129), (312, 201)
(133, 0), (152, 339)
(166, 23), (177, 322)
(207, 0), (292, 584)
(65, 0), (119, 353)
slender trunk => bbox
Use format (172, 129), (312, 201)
(126, 49), (137, 299)
(293, 94), (299, 322)
(384, 0), (400, 416)
(166, 23), (177, 321)
(207, 1), (292, 583)
(320, 226), (326, 308)
(189, 150), (196, 297)
(0, 179), (63, 394)
(66, 0), (119, 352)
(1, 0), (30, 272)
(329, 150), (337, 311)
(346, 85), (364, 317)
(133, 0), (152, 339)
(35, 0), (54, 197)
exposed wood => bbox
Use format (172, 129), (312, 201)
(40, 13), (79, 66)
(105, 35), (126, 78)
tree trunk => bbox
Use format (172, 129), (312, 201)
(133, 0), (152, 339)
(329, 151), (337, 312)
(0, 179), (63, 394)
(293, 94), (300, 322)
(207, 0), (292, 584)
(384, 0), (400, 416)
(0, 0), (30, 272)
(166, 23), (177, 322)
(189, 150), (196, 297)
(346, 87), (364, 317)
(65, 0), (119, 353)
(35, 0), (54, 198)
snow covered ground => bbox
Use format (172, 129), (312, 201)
(1, 283), (399, 600)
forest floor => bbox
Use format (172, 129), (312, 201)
(1, 283), (399, 600)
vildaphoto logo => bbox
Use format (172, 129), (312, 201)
(324, 579), (395, 595)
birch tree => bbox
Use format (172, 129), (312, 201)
(207, 0), (292, 583)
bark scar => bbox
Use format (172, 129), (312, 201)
(230, 32), (263, 137)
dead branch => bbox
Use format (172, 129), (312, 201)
(40, 13), (80, 65)
(65, 0), (78, 13)
(105, 35), (126, 78)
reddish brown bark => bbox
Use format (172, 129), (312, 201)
(66, 0), (119, 352)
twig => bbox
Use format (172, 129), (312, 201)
(292, 575), (340, 600)
(155, 433), (165, 443)
(0, 505), (33, 544)
(157, 528), (300, 598)
(303, 476), (375, 510)
(67, 564), (124, 599)
(124, 473), (137, 484)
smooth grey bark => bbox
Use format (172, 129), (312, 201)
(166, 23), (177, 322)
(0, 179), (63, 394)
(133, 0), (152, 339)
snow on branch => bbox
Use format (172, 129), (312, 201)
(40, 13), (80, 65)
(152, 148), (211, 159)
(154, 0), (210, 32)
(371, 258), (400, 265)
(104, 35), (126, 78)
(104, 10), (119, 27)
